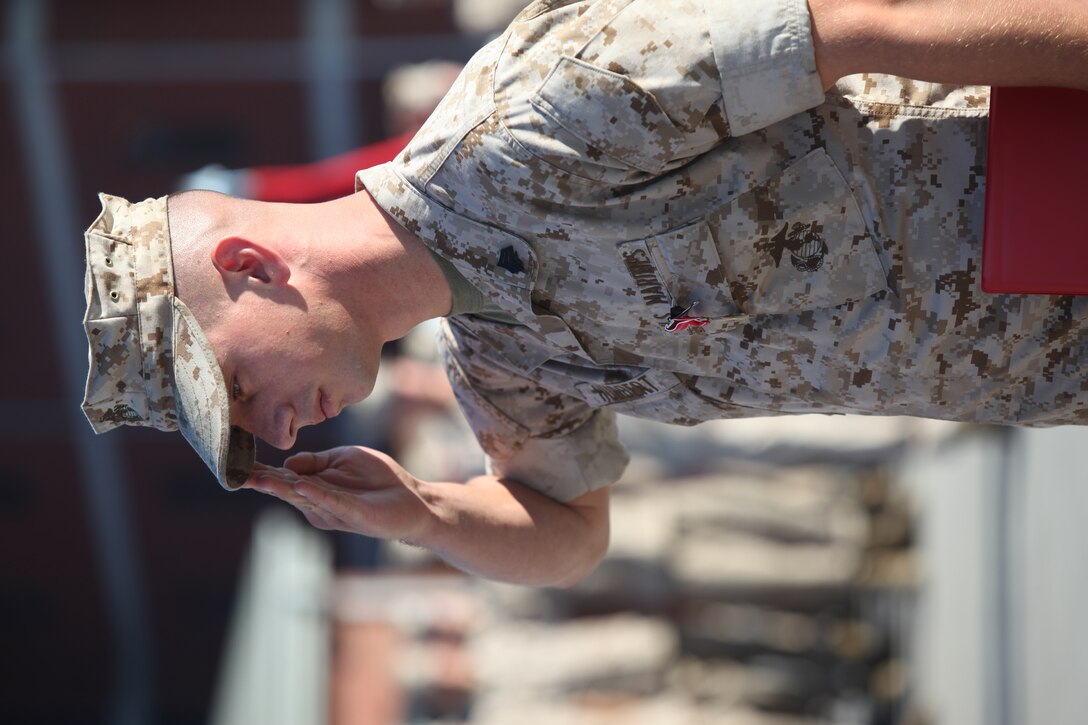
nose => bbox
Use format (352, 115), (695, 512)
(268, 403), (298, 449)
(233, 400), (296, 450)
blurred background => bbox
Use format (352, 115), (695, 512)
(2, 1), (1087, 724)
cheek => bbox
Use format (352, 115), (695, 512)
(241, 312), (312, 363)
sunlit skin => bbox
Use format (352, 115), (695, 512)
(200, 273), (380, 450)
(209, 313), (377, 450)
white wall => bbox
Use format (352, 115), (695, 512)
(905, 424), (1088, 725)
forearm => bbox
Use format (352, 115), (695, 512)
(810, 0), (1088, 90)
(409, 475), (610, 588)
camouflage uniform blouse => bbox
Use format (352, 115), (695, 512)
(357, 0), (1088, 501)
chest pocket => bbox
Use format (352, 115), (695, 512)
(710, 147), (888, 315)
(532, 56), (686, 176)
(617, 149), (886, 324)
(617, 219), (743, 324)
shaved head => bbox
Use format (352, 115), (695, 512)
(168, 190), (245, 320)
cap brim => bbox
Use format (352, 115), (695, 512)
(171, 298), (255, 489)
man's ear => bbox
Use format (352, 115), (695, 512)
(210, 236), (291, 286)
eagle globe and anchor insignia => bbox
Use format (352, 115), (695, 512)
(769, 221), (829, 272)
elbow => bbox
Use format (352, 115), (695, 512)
(551, 548), (606, 589)
(551, 519), (610, 589)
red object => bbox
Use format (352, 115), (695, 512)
(981, 86), (1088, 295)
(249, 133), (415, 203)
(664, 303), (711, 332)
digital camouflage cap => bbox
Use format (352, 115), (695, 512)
(82, 193), (255, 489)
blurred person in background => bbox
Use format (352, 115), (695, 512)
(83, 0), (1088, 587)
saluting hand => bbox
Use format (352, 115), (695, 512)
(244, 446), (434, 544)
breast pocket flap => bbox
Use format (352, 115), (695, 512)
(713, 148), (888, 316)
(532, 55), (684, 175)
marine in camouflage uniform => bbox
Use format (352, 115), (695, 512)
(357, 0), (1087, 502)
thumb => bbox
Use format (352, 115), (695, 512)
(284, 450), (331, 474)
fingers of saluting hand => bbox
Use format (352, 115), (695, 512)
(284, 447), (351, 475)
(293, 500), (342, 532)
(291, 480), (350, 517)
(245, 469), (337, 514)
(245, 469), (311, 506)
(245, 462), (293, 485)
(248, 473), (291, 497)
(283, 450), (322, 475)
(281, 481), (355, 532)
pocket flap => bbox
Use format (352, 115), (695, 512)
(457, 312), (596, 374)
(533, 55), (685, 175)
(711, 148), (888, 315)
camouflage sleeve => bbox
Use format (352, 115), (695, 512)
(701, 0), (827, 135)
(520, 0), (825, 172)
(439, 318), (629, 503)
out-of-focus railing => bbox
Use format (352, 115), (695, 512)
(209, 509), (333, 725)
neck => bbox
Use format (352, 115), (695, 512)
(309, 190), (452, 343)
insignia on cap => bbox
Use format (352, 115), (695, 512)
(99, 402), (144, 424)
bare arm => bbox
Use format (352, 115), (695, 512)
(414, 475), (610, 588)
(809, 0), (1088, 90)
(246, 447), (610, 588)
